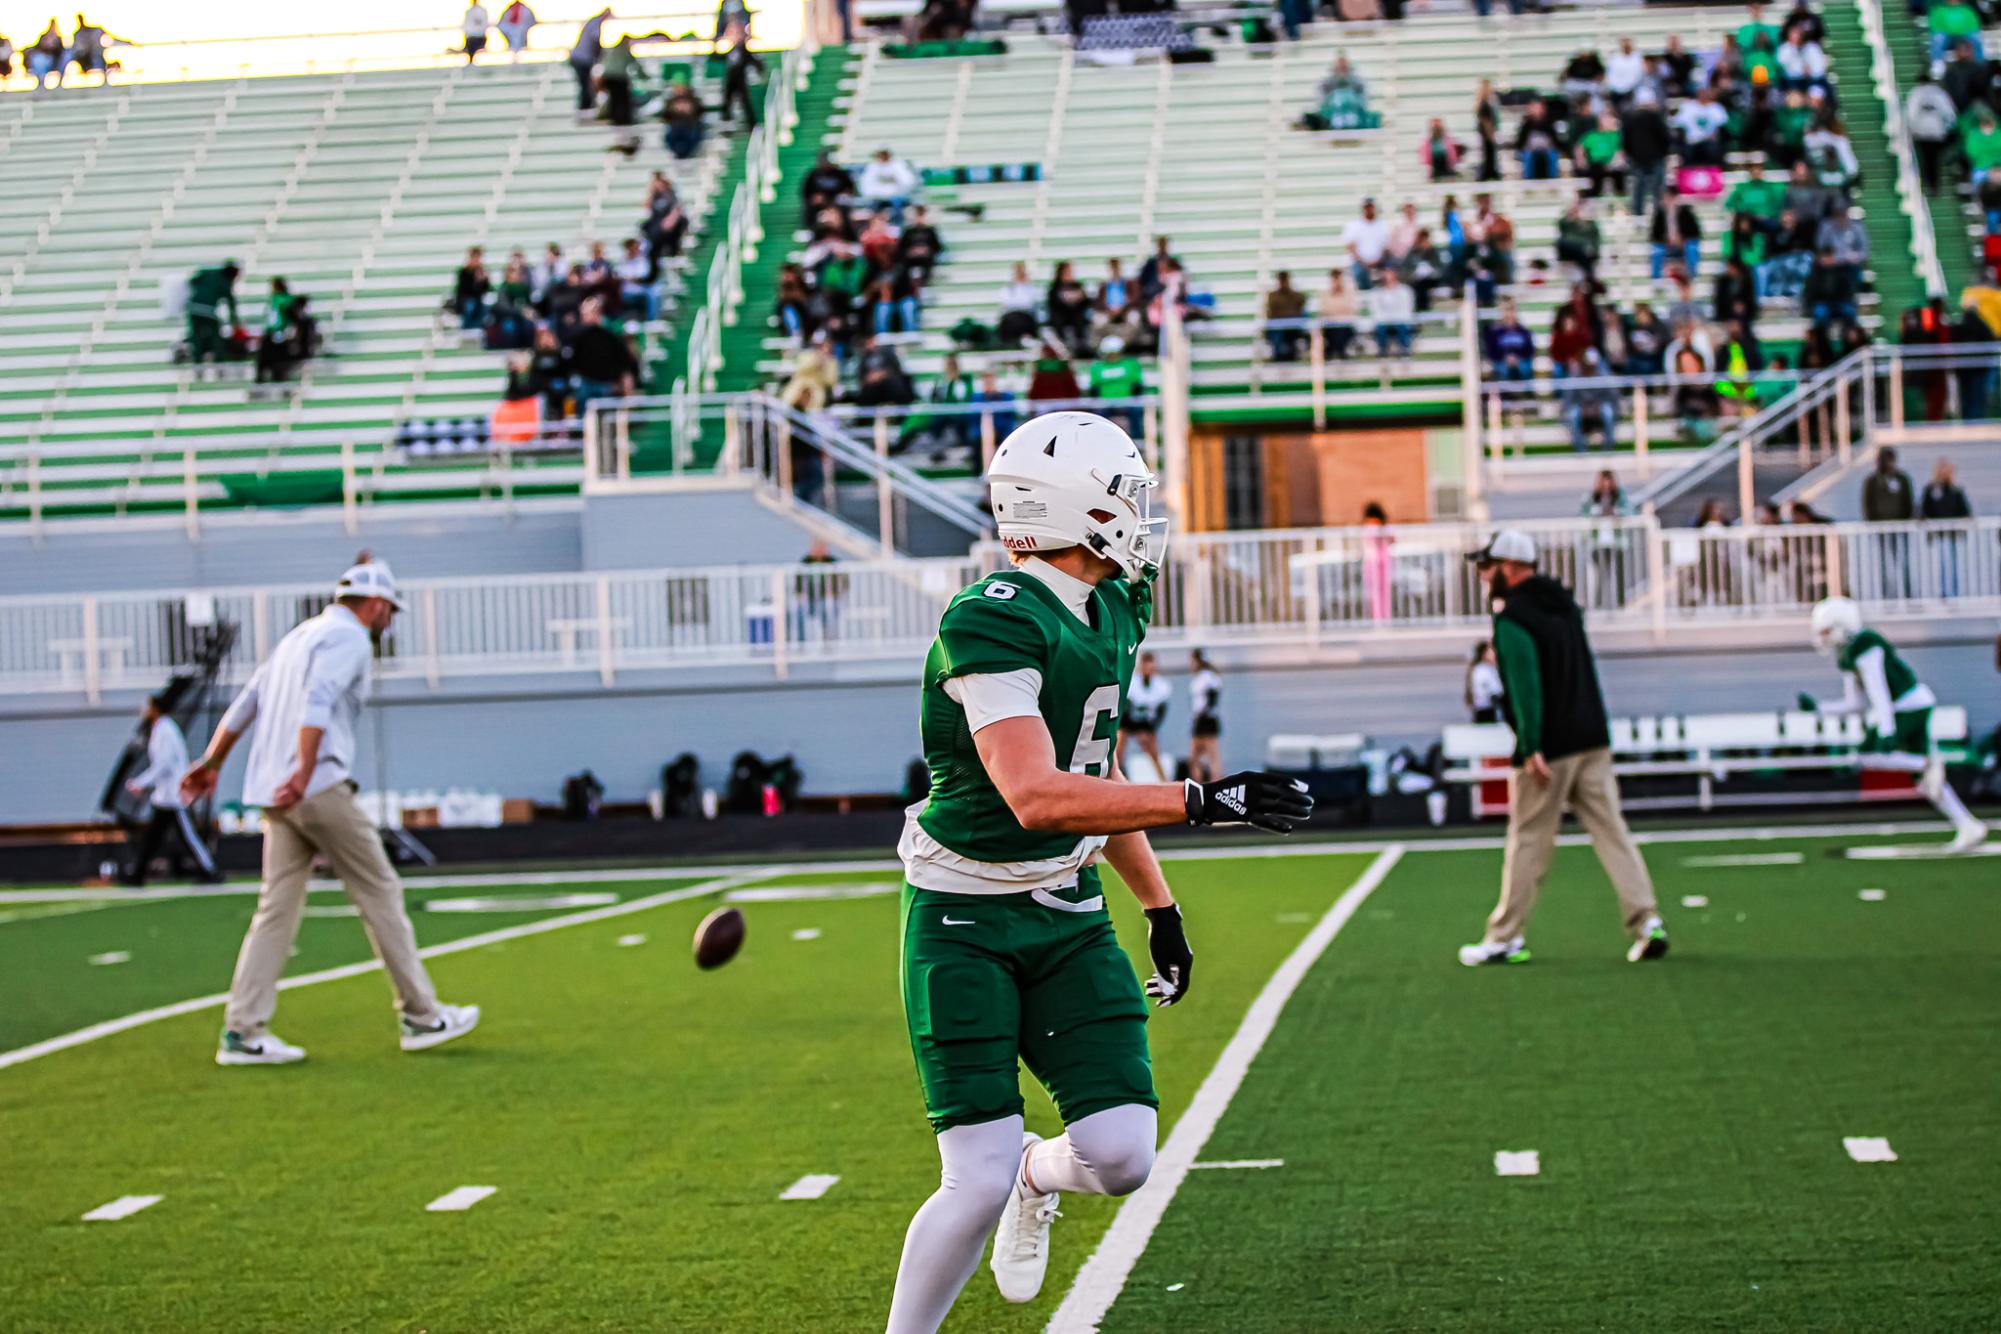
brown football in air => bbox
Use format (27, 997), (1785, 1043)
(692, 906), (746, 970)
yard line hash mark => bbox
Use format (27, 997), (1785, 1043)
(1494, 1151), (1541, 1177)
(82, 1195), (162, 1222)
(426, 1186), (497, 1212)
(1188, 1159), (1284, 1170)
(1046, 846), (1404, 1334)
(1681, 853), (1804, 868)
(779, 1174), (841, 1200)
(1843, 1137), (1898, 1163)
(87, 951), (130, 966)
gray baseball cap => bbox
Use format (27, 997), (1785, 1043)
(1466, 529), (1539, 566)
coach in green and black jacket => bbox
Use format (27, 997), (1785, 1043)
(1457, 529), (1668, 967)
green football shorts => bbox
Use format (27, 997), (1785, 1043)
(900, 868), (1157, 1134)
(1863, 707), (1933, 758)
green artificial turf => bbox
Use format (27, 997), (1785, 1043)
(1, 836), (1994, 1332)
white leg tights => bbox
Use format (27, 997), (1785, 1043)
(885, 1115), (1024, 1334)
(1021, 1104), (1158, 1198)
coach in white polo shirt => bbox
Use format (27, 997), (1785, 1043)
(182, 559), (479, 1066)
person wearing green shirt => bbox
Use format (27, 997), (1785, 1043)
(1087, 335), (1145, 435)
(1725, 161), (1786, 223)
(185, 261), (240, 368)
(1771, 90), (1813, 159)
(599, 35), (638, 125)
(1735, 2), (1779, 56)
(1928, 0), (1983, 62)
(255, 277), (299, 384)
(1965, 112), (2001, 182)
(1575, 114), (1624, 199)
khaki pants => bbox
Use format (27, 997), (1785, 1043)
(223, 782), (440, 1038)
(1485, 747), (1657, 944)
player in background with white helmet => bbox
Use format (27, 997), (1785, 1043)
(1801, 597), (1987, 853)
(885, 412), (1313, 1334)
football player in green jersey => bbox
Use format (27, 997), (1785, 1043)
(885, 412), (1314, 1334)
(1802, 596), (1987, 853)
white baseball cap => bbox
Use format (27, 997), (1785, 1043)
(1467, 529), (1538, 566)
(334, 560), (407, 610)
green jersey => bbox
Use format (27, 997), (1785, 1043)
(1837, 628), (1922, 705)
(901, 565), (1151, 893)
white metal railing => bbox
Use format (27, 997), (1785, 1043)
(10, 515), (1997, 700)
(1857, 0), (1948, 299)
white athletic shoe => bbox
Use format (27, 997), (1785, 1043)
(1457, 936), (1529, 967)
(990, 1132), (1061, 1304)
(1626, 916), (1670, 963)
(216, 1030), (306, 1066)
(400, 1002), (481, 1052)
(1946, 822), (1990, 855)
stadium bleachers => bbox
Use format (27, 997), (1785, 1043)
(0, 61), (731, 519)
(749, 7), (1899, 453)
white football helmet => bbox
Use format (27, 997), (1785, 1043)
(987, 411), (1167, 581)
(1810, 596), (1862, 656)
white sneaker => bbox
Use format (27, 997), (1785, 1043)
(1626, 916), (1671, 963)
(1457, 937), (1528, 967)
(400, 1002), (481, 1052)
(990, 1132), (1060, 1304)
(216, 1030), (306, 1066)
(1947, 822), (1990, 855)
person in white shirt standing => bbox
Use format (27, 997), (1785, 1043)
(1117, 651), (1173, 781)
(122, 694), (222, 887)
(458, 3), (490, 62)
(1186, 650), (1223, 783)
(181, 560), (479, 1067)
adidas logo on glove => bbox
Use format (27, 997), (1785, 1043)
(1215, 785), (1246, 815)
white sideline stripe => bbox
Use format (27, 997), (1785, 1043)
(0, 901), (117, 926)
(0, 819), (1957, 906)
(1681, 853), (1804, 867)
(1843, 1137), (1898, 1164)
(82, 1194), (162, 1222)
(1045, 846), (1405, 1334)
(1188, 1159), (1284, 1170)
(1858, 888), (1887, 902)
(725, 882), (899, 902)
(425, 1185), (498, 1212)
(779, 1173), (841, 1200)
(1842, 843), (2001, 861)
(1494, 1150), (1542, 1178)
(0, 875), (750, 1075)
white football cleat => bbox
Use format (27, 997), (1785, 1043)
(400, 1002), (481, 1052)
(216, 1030), (306, 1066)
(990, 1132), (1061, 1304)
(1457, 936), (1529, 967)
(1946, 822), (1989, 855)
(1626, 916), (1670, 963)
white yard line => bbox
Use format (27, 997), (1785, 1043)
(1494, 1150), (1542, 1178)
(0, 875), (751, 1075)
(1045, 846), (1405, 1334)
(778, 1173), (841, 1200)
(425, 1185), (498, 1212)
(1842, 1137), (1898, 1163)
(82, 1194), (163, 1222)
(1187, 1159), (1284, 1171)
(0, 818), (1954, 908)
(1681, 853), (1804, 868)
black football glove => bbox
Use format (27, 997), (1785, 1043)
(1796, 691), (1819, 712)
(1184, 771), (1314, 833)
(1143, 904), (1193, 1007)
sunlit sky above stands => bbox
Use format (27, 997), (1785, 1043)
(0, 2), (803, 84)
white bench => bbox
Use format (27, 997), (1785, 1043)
(1442, 709), (1973, 816)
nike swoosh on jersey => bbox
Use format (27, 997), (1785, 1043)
(941, 916), (975, 926)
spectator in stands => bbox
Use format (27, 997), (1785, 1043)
(532, 242), (566, 301)
(719, 26), (765, 128)
(1465, 641), (1505, 723)
(1906, 74), (1956, 192)
(1694, 499), (1732, 530)
(1623, 302), (1666, 376)
(1674, 346), (1720, 434)
(800, 151), (856, 225)
(598, 34), (639, 127)
(970, 370), (1018, 440)
(60, 13), (124, 87)
(1928, 0), (1983, 63)
(562, 299), (638, 406)
(1422, 119), (1462, 181)
(997, 261), (1040, 346)
(1815, 208), (1867, 283)
(1318, 267), (1357, 360)
(1089, 336), (1145, 434)
(1621, 90), (1671, 217)
(497, 2), (536, 55)
(859, 209), (900, 273)
(1555, 197), (1601, 284)
(854, 333), (916, 407)
(1964, 110), (2001, 187)
(1775, 24), (1826, 93)
(1138, 236), (1182, 302)
(570, 7), (610, 115)
(781, 332), (838, 414)
(453, 247), (491, 329)
(1485, 299), (1536, 386)
(643, 174), (689, 259)
(774, 264), (810, 339)
(1027, 338), (1082, 407)
(1725, 160), (1786, 242)
(1574, 112), (1625, 199)
(1386, 201), (1420, 263)
(0, 34), (13, 81)
(1046, 261), (1093, 356)
(1673, 85), (1728, 167)
(1400, 230), (1446, 312)
(661, 82), (706, 159)
(1941, 39), (1987, 114)
(1471, 0), (1525, 15)
(1468, 194), (1515, 282)
(185, 261), (241, 370)
(1604, 37), (1645, 104)
(1712, 250), (1759, 331)
(1562, 350), (1618, 452)
(1784, 158), (1832, 226)
(254, 278), (300, 385)
(457, 4), (490, 63)
(1342, 198), (1390, 289)
(1264, 270), (1307, 362)
(27, 20), (63, 91)
(1547, 302), (1593, 379)
(1559, 49), (1605, 100)
(1368, 267), (1415, 360)
(1802, 249), (1858, 325)
(898, 205), (942, 287)
(1515, 98), (1563, 180)
(1650, 186), (1701, 280)
(1758, 209), (1814, 299)
(1096, 257), (1136, 328)
(1582, 469), (1630, 526)
(616, 238), (658, 323)
(870, 268), (921, 336)
(1318, 54), (1367, 106)
(857, 148), (919, 221)
(1863, 447), (1915, 525)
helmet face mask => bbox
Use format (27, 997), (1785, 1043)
(988, 412), (1169, 582)
(1809, 596), (1861, 657)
